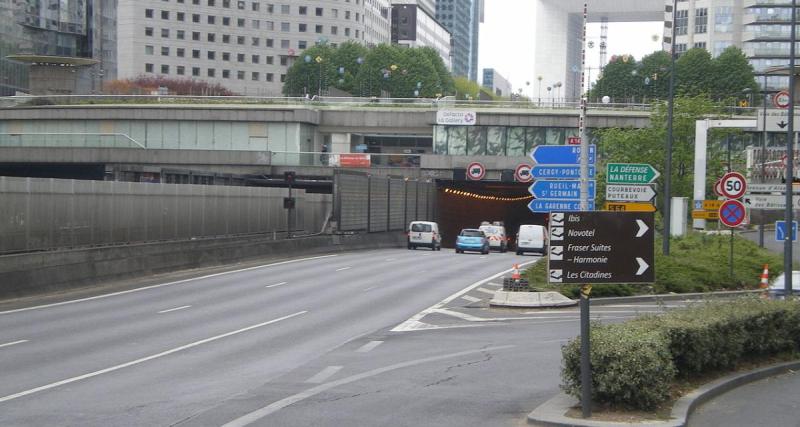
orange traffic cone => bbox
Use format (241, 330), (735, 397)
(511, 264), (521, 281)
(759, 264), (769, 298)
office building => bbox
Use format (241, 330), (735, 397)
(391, 2), (452, 68)
(0, 0), (116, 95)
(435, 0), (482, 80)
(482, 68), (511, 97)
(117, 0), (393, 96)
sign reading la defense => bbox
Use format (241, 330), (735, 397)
(436, 110), (477, 126)
(606, 163), (659, 184)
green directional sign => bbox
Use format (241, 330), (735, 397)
(606, 163), (660, 185)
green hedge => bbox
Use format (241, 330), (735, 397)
(561, 299), (800, 410)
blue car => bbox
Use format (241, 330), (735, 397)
(455, 229), (490, 254)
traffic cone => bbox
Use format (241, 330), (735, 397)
(759, 264), (769, 298)
(511, 264), (521, 281)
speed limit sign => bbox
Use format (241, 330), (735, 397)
(719, 172), (747, 199)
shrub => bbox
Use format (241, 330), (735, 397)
(561, 298), (800, 410)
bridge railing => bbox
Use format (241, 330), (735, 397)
(0, 132), (146, 149)
(271, 151), (421, 168)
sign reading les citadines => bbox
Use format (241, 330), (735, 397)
(436, 110), (477, 126)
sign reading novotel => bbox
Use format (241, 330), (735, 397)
(436, 110), (477, 126)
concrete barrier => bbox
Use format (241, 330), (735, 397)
(0, 232), (406, 300)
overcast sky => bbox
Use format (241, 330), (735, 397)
(477, 1), (663, 96)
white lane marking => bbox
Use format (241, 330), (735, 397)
(362, 286), (377, 292)
(384, 258), (396, 261)
(265, 282), (288, 288)
(222, 345), (515, 427)
(0, 255), (338, 315)
(304, 366), (342, 384)
(0, 340), (28, 349)
(157, 305), (191, 314)
(335, 267), (352, 272)
(476, 287), (496, 295)
(355, 340), (383, 353)
(479, 256), (486, 259)
(391, 259), (540, 332)
(461, 295), (481, 303)
(0, 311), (306, 404)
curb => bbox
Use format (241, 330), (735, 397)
(527, 360), (800, 427)
(589, 290), (760, 306)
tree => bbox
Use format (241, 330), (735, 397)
(676, 48), (714, 97)
(454, 76), (480, 100)
(710, 46), (758, 103)
(282, 44), (336, 96)
(638, 51), (671, 101)
(589, 55), (639, 102)
(330, 41), (369, 95)
(418, 46), (455, 96)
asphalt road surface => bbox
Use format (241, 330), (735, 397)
(0, 248), (678, 426)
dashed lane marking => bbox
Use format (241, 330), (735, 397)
(335, 267), (352, 272)
(355, 341), (383, 353)
(157, 305), (191, 314)
(460, 295), (482, 303)
(304, 366), (342, 384)
(0, 340), (28, 349)
(476, 287), (496, 295)
(265, 282), (288, 288)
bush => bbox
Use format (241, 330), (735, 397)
(561, 298), (800, 410)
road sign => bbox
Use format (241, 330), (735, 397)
(531, 165), (596, 179)
(748, 183), (800, 194)
(757, 109), (800, 132)
(514, 164), (533, 182)
(691, 210), (719, 220)
(743, 194), (800, 210)
(530, 144), (596, 165)
(547, 211), (655, 284)
(718, 200), (747, 227)
(776, 220), (798, 242)
(528, 199), (595, 213)
(719, 172), (747, 199)
(529, 180), (596, 199)
(605, 184), (656, 202)
(466, 162), (485, 180)
(702, 200), (723, 210)
(606, 163), (660, 185)
(714, 180), (724, 197)
(603, 202), (656, 212)
(567, 136), (581, 145)
(774, 90), (791, 109)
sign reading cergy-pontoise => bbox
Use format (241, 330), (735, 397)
(547, 211), (655, 284)
(435, 110), (477, 126)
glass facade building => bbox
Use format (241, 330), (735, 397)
(434, 0), (481, 80)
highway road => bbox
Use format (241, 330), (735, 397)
(0, 248), (672, 426)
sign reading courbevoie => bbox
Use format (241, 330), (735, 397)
(547, 212), (655, 284)
(435, 110), (477, 126)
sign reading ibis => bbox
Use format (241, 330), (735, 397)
(547, 212), (655, 284)
(606, 163), (660, 185)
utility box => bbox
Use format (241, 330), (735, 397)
(671, 197), (688, 237)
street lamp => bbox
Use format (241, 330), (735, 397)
(537, 75), (543, 106)
(555, 82), (562, 106)
(315, 55), (324, 97)
(303, 55), (312, 97)
(547, 86), (552, 107)
(356, 56), (364, 96)
(414, 81), (422, 97)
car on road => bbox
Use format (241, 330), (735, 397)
(769, 271), (800, 299)
(479, 222), (507, 252)
(407, 221), (441, 251)
(516, 224), (547, 255)
(455, 228), (490, 254)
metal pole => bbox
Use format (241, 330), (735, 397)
(728, 135), (734, 280)
(580, 284), (592, 418)
(663, 0), (678, 256)
(579, 3), (589, 212)
(762, 75), (769, 183)
(786, 0), (796, 297)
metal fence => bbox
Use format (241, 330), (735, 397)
(0, 177), (331, 254)
(334, 170), (436, 232)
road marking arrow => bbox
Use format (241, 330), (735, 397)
(636, 257), (649, 275)
(636, 219), (649, 237)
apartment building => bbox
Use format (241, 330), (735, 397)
(390, 2), (452, 68)
(117, 0), (392, 95)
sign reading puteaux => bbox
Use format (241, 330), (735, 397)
(436, 110), (477, 126)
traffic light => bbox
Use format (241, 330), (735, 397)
(284, 171), (296, 184)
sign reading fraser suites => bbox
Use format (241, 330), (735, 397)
(435, 110), (477, 126)
(547, 212), (655, 284)
(606, 163), (660, 185)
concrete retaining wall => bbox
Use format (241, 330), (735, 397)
(0, 231), (406, 300)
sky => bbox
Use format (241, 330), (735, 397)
(477, 1), (663, 97)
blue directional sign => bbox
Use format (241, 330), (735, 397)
(528, 199), (595, 213)
(776, 220), (798, 242)
(530, 144), (596, 165)
(529, 180), (596, 199)
(531, 165), (596, 179)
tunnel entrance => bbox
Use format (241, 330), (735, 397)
(435, 180), (547, 249)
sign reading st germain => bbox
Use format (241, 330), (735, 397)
(547, 212), (655, 284)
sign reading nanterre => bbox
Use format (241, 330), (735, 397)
(436, 110), (477, 126)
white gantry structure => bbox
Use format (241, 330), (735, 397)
(531, 0), (664, 102)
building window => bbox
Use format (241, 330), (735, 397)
(345, 10), (350, 19)
(177, 12), (185, 21)
(281, 22), (290, 31)
(192, 31), (200, 41)
(238, 1), (245, 9)
(298, 40), (307, 49)
(252, 72), (260, 81)
(694, 41), (706, 49)
(237, 36), (245, 45)
(223, 16), (230, 26)
(145, 45), (154, 55)
(161, 64), (170, 74)
(192, 49), (200, 59)
(238, 70), (245, 80)
(281, 39), (290, 48)
(237, 53), (245, 62)
(252, 37), (260, 46)
(267, 4), (274, 13)
(192, 14), (200, 23)
(266, 38), (274, 47)
(344, 27), (350, 37)
(280, 74), (286, 82)
(315, 24), (323, 34)
(266, 73), (273, 82)
(192, 67), (200, 76)
(208, 51), (216, 60)
(266, 56), (274, 64)
(223, 0), (230, 7)
(161, 10), (169, 19)
(299, 6), (307, 15)
(145, 9), (154, 18)
(161, 28), (170, 38)
(145, 27), (154, 36)
(177, 30), (185, 39)
(238, 18), (245, 27)
(222, 52), (230, 61)
(145, 63), (154, 73)
(208, 15), (216, 24)
(222, 34), (230, 43)
(222, 69), (230, 78)
(280, 56), (288, 66)
(331, 26), (337, 35)
(177, 66), (185, 75)
(177, 48), (185, 57)
(281, 4), (290, 14)
(208, 0), (215, 5)
(316, 7), (323, 16)
(252, 2), (260, 11)
(208, 68), (216, 77)
(265, 21), (274, 30)
(252, 54), (260, 63)
(252, 19), (260, 29)
(161, 46), (170, 56)
(694, 8), (707, 34)
(299, 23), (306, 32)
(674, 10), (688, 36)
(675, 43), (688, 56)
(208, 33), (216, 42)
(332, 8), (338, 18)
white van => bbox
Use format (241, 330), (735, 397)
(516, 224), (547, 255)
(407, 221), (441, 251)
(479, 222), (507, 252)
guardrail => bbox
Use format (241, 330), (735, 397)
(0, 132), (147, 149)
(271, 151), (421, 168)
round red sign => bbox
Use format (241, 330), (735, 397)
(514, 164), (532, 182)
(466, 162), (486, 181)
(718, 199), (746, 228)
(719, 172), (747, 199)
(774, 90), (791, 109)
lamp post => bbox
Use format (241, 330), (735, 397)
(356, 56), (364, 96)
(547, 86), (552, 107)
(304, 55), (312, 97)
(555, 81), (562, 106)
(537, 75), (543, 106)
(314, 55), (324, 97)
(414, 81), (422, 97)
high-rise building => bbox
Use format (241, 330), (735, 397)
(482, 68), (511, 97)
(435, 0), (482, 80)
(0, 0), (116, 95)
(390, 2), (452, 68)
(116, 0), (392, 96)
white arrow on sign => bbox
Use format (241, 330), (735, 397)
(606, 184), (656, 202)
(635, 219), (649, 238)
(757, 109), (800, 132)
(636, 257), (649, 276)
(743, 194), (800, 210)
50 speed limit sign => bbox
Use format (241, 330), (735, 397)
(719, 172), (747, 199)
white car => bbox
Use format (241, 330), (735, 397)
(516, 224), (547, 255)
(479, 223), (507, 252)
(769, 271), (800, 299)
(407, 221), (441, 251)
